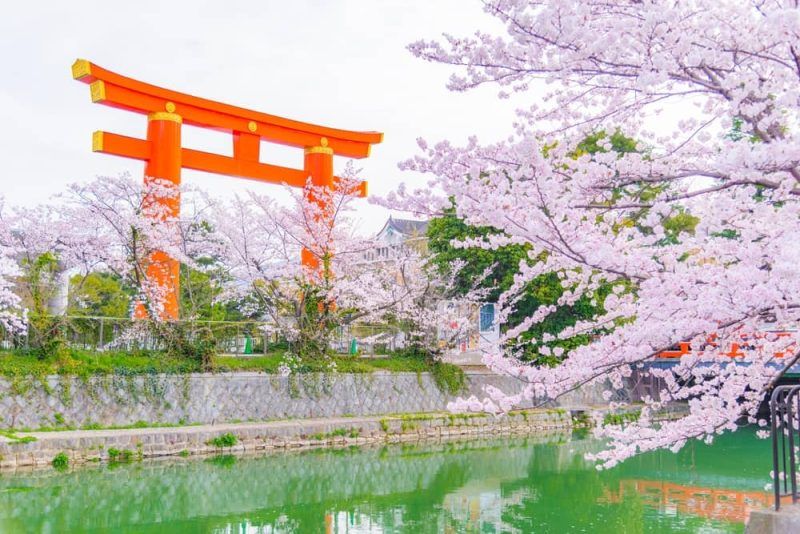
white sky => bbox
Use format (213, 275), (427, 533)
(0, 0), (519, 234)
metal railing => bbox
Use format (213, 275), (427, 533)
(770, 384), (800, 509)
(0, 316), (413, 356)
(1, 316), (280, 355)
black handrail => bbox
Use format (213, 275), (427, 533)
(770, 384), (800, 509)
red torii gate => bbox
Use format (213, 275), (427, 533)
(71, 59), (382, 320)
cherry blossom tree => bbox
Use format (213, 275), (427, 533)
(0, 174), (220, 355)
(211, 170), (478, 371)
(0, 253), (23, 336)
(0, 199), (78, 350)
(57, 173), (218, 320)
(0, 199), (25, 335)
(386, 0), (800, 466)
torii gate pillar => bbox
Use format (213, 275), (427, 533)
(300, 139), (335, 275)
(133, 111), (183, 319)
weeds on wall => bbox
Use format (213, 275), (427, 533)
(207, 433), (238, 448)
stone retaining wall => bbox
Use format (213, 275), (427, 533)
(0, 370), (608, 430)
(0, 409), (572, 469)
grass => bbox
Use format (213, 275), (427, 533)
(213, 354), (409, 374)
(13, 419), (203, 433)
(0, 429), (37, 444)
(0, 348), (203, 378)
(0, 349), (455, 377)
(310, 427), (360, 441)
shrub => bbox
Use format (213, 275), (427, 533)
(603, 410), (641, 426)
(207, 433), (238, 448)
(107, 448), (133, 462)
(52, 452), (69, 469)
(430, 362), (467, 395)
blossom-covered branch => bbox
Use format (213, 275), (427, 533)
(389, 0), (800, 466)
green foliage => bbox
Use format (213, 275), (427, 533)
(602, 410), (641, 426)
(659, 210), (700, 245)
(13, 419), (201, 433)
(18, 253), (70, 358)
(207, 433), (238, 448)
(68, 272), (131, 318)
(400, 420), (418, 432)
(205, 454), (237, 468)
(0, 429), (37, 444)
(107, 448), (134, 462)
(0, 348), (201, 378)
(571, 412), (591, 428)
(725, 117), (761, 144)
(426, 130), (644, 364)
(426, 209), (528, 301)
(0, 348), (461, 381)
(369, 347), (466, 395)
(573, 129), (638, 156)
(149, 322), (218, 372)
(430, 361), (467, 395)
(289, 283), (341, 363)
(426, 211), (605, 363)
(310, 427), (360, 441)
(179, 263), (245, 322)
(51, 452), (69, 469)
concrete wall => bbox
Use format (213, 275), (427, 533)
(746, 504), (800, 533)
(0, 370), (610, 430)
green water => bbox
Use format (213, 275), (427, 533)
(0, 429), (772, 533)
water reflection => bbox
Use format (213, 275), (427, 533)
(599, 480), (771, 524)
(0, 430), (771, 533)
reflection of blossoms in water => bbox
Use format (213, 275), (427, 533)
(0, 431), (771, 532)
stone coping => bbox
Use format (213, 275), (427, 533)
(0, 409), (572, 470)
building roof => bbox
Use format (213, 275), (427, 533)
(377, 216), (429, 239)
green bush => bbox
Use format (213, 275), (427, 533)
(207, 433), (238, 448)
(107, 448), (134, 462)
(154, 323), (217, 372)
(603, 410), (641, 426)
(52, 452), (69, 469)
(430, 362), (467, 395)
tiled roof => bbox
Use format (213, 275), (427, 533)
(384, 216), (428, 236)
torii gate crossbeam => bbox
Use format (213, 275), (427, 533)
(71, 59), (382, 320)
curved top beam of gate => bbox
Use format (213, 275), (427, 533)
(72, 59), (383, 159)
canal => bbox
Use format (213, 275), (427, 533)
(0, 428), (771, 533)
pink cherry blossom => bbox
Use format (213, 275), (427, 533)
(389, 0), (800, 466)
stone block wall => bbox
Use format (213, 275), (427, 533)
(0, 410), (573, 469)
(0, 370), (611, 430)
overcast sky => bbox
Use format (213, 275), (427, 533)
(0, 0), (522, 234)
